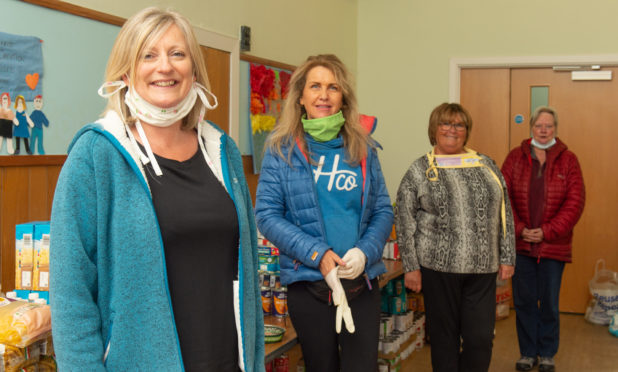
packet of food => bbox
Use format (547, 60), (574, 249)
(0, 300), (51, 347)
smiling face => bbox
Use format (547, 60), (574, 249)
(299, 66), (343, 119)
(128, 24), (193, 109)
(1, 95), (8, 109)
(434, 114), (467, 155)
(531, 112), (556, 145)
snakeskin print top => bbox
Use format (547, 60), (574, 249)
(395, 153), (515, 274)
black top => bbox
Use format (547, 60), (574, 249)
(143, 144), (240, 372)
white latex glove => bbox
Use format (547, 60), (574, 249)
(338, 247), (367, 280)
(325, 267), (355, 334)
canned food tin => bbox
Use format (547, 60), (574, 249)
(274, 354), (289, 372)
(269, 272), (280, 288)
(262, 272), (271, 288)
(261, 286), (273, 315)
(273, 287), (287, 317)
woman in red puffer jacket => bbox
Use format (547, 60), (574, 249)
(501, 106), (585, 372)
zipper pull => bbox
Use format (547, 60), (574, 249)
(294, 260), (301, 271)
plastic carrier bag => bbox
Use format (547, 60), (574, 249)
(584, 259), (618, 325)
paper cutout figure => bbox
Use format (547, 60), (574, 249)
(0, 93), (16, 155)
(13, 95), (34, 155)
(29, 95), (49, 155)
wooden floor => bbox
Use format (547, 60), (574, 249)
(406, 312), (618, 371)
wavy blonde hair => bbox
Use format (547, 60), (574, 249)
(266, 54), (370, 165)
(102, 7), (211, 130)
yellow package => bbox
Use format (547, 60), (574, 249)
(0, 300), (51, 348)
(0, 335), (55, 372)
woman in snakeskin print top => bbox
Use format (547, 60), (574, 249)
(395, 102), (516, 372)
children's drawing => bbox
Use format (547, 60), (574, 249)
(0, 93), (15, 155)
(0, 31), (44, 100)
(29, 95), (49, 154)
(13, 95), (34, 155)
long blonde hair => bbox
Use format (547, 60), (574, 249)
(102, 7), (211, 130)
(266, 54), (370, 165)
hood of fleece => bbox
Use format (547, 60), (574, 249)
(67, 111), (227, 191)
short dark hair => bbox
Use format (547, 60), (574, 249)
(427, 103), (472, 146)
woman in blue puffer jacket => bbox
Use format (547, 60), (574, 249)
(255, 54), (393, 372)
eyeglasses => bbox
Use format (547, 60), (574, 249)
(532, 124), (555, 130)
(439, 122), (467, 132)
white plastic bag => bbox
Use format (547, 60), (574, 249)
(584, 259), (618, 325)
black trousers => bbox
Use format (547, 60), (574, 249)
(421, 267), (497, 372)
(287, 278), (380, 372)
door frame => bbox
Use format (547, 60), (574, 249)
(193, 27), (240, 142)
(449, 54), (618, 102)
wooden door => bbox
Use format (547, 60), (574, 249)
(461, 67), (618, 313)
(460, 68), (510, 166)
(201, 46), (230, 134)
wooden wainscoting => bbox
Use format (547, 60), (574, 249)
(0, 155), (66, 292)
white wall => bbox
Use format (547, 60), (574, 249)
(63, 0), (358, 73)
(358, 0), (618, 199)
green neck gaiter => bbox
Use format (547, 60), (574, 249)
(301, 111), (345, 142)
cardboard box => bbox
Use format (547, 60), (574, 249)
(33, 222), (51, 291)
(15, 223), (35, 290)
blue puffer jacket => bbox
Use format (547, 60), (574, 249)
(255, 124), (393, 286)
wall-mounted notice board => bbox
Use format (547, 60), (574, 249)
(0, 0), (120, 155)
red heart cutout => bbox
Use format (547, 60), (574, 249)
(26, 73), (39, 90)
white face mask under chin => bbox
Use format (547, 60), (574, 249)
(531, 137), (556, 150)
(97, 80), (223, 183)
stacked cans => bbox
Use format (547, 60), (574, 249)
(258, 235), (287, 317)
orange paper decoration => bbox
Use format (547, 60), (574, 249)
(25, 73), (39, 90)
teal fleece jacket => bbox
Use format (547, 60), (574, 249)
(50, 111), (264, 371)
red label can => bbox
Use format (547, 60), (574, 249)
(274, 354), (289, 372)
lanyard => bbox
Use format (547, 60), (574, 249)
(426, 148), (507, 238)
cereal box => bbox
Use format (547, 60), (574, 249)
(15, 223), (35, 290)
(33, 222), (51, 291)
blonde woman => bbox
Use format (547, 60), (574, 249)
(50, 7), (263, 371)
(255, 54), (393, 372)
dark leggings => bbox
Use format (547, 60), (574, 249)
(287, 278), (381, 372)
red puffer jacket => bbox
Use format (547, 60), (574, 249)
(501, 138), (585, 262)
